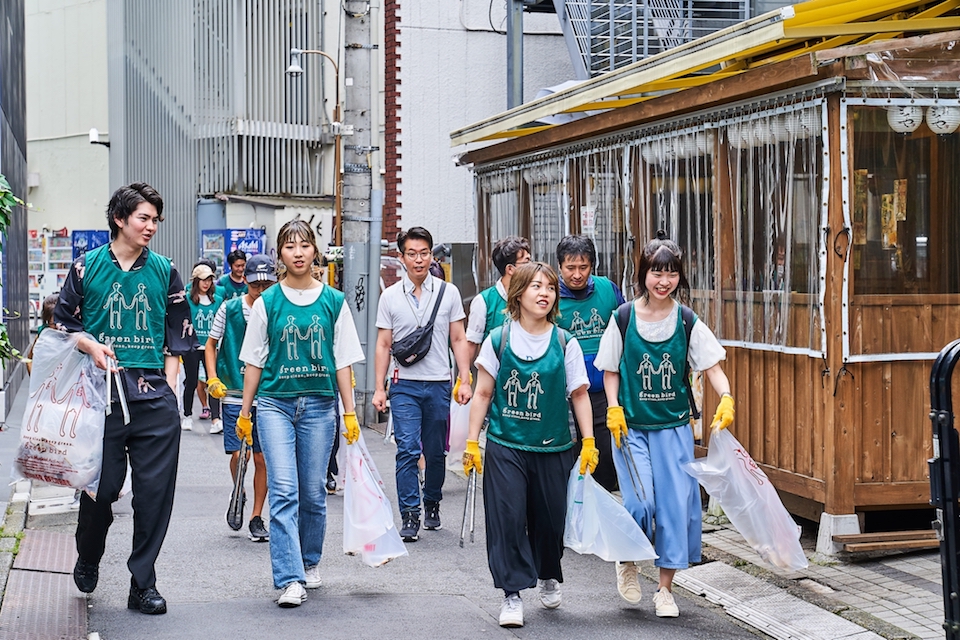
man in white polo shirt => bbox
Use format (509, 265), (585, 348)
(373, 227), (473, 542)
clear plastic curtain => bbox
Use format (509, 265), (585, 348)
(477, 168), (522, 288)
(524, 159), (569, 269)
(723, 105), (823, 353)
(582, 148), (630, 292)
(637, 128), (717, 329)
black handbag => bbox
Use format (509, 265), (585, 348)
(391, 282), (446, 367)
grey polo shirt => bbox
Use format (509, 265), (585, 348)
(377, 273), (466, 381)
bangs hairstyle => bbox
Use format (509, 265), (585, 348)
(637, 230), (691, 305)
(276, 219), (320, 267)
(506, 262), (560, 323)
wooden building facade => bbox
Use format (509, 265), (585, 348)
(453, 7), (960, 524)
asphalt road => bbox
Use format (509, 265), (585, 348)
(66, 423), (765, 640)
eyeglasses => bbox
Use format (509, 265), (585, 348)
(403, 250), (433, 261)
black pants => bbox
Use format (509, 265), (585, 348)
(181, 349), (220, 419)
(571, 390), (619, 492)
(76, 393), (181, 589)
(483, 441), (574, 593)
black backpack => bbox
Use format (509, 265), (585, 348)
(614, 302), (701, 420)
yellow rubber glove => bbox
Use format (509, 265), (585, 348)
(462, 439), (483, 475)
(712, 393), (735, 431)
(579, 437), (600, 475)
(452, 372), (473, 400)
(236, 413), (253, 446)
(206, 377), (227, 399)
(343, 412), (360, 445)
(607, 406), (628, 448)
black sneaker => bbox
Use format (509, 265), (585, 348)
(73, 558), (99, 593)
(424, 500), (442, 530)
(128, 582), (167, 615)
(325, 473), (337, 494)
(248, 515), (269, 542)
(400, 512), (420, 542)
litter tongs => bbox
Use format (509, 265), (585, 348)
(103, 337), (131, 425)
(613, 436), (646, 501)
(459, 468), (478, 548)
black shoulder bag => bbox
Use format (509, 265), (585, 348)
(391, 281), (447, 367)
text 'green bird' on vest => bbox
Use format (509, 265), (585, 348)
(557, 275), (619, 356)
(258, 285), (342, 398)
(488, 325), (573, 453)
(216, 297), (248, 396)
(81, 245), (170, 369)
(618, 304), (690, 431)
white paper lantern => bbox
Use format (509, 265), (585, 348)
(754, 119), (776, 146)
(925, 105), (960, 135)
(675, 135), (699, 159)
(640, 139), (662, 165)
(886, 105), (923, 134)
(726, 123), (751, 149)
(768, 115), (789, 144)
(784, 109), (819, 140)
(695, 130), (716, 155)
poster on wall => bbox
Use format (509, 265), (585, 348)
(894, 179), (907, 222)
(72, 230), (110, 260)
(881, 194), (897, 249)
(202, 231), (226, 274)
(853, 169), (868, 245)
(227, 228), (265, 256)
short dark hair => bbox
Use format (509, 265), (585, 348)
(226, 249), (247, 266)
(556, 235), (596, 268)
(397, 227), (433, 253)
(106, 183), (164, 240)
(491, 235), (530, 276)
(195, 258), (218, 273)
(637, 230), (691, 305)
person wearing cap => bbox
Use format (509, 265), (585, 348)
(57, 183), (196, 614)
(205, 253), (277, 542)
(183, 263), (225, 432)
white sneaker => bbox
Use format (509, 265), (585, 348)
(538, 578), (562, 609)
(653, 586), (679, 617)
(499, 593), (523, 628)
(209, 418), (223, 434)
(181, 417), (193, 431)
(304, 565), (322, 589)
(616, 561), (642, 604)
(277, 581), (306, 608)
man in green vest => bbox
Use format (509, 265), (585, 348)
(57, 183), (196, 615)
(466, 236), (531, 359)
(556, 235), (625, 491)
(219, 249), (248, 300)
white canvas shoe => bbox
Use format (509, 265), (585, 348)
(499, 593), (523, 628)
(277, 582), (306, 608)
(616, 561), (642, 604)
(180, 417), (193, 431)
(653, 587), (680, 617)
(538, 578), (562, 609)
(304, 565), (322, 589)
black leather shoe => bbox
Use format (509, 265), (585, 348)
(73, 558), (99, 593)
(128, 584), (167, 614)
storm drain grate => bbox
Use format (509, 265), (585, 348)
(14, 530), (76, 574)
(0, 570), (86, 640)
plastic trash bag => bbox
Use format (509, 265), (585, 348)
(683, 428), (808, 571)
(445, 399), (471, 476)
(343, 431), (408, 567)
(563, 465), (658, 562)
(13, 330), (107, 490)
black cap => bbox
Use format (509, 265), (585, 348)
(244, 254), (277, 282)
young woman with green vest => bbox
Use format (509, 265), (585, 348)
(182, 264), (223, 432)
(594, 232), (735, 618)
(462, 262), (599, 629)
(238, 220), (365, 609)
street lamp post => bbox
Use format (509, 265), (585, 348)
(287, 48), (342, 246)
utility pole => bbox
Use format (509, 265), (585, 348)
(341, 0), (381, 426)
(507, 0), (524, 108)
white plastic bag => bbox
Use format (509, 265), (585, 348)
(563, 465), (658, 562)
(14, 330), (107, 490)
(683, 428), (808, 571)
(445, 399), (471, 476)
(343, 431), (408, 567)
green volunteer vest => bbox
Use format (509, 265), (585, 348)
(487, 325), (573, 453)
(258, 284), (342, 398)
(82, 245), (169, 369)
(480, 285), (509, 341)
(216, 296), (248, 397)
(619, 304), (690, 431)
(557, 275), (619, 356)
(219, 276), (247, 300)
(188, 291), (222, 342)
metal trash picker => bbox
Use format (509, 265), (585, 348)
(226, 439), (249, 531)
(459, 468), (478, 548)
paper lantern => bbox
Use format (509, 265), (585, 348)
(753, 119), (776, 147)
(674, 135), (699, 159)
(886, 105), (923, 134)
(640, 140), (662, 165)
(784, 109), (819, 140)
(695, 130), (716, 155)
(768, 115), (789, 144)
(925, 105), (960, 135)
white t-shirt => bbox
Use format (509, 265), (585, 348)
(594, 300), (725, 373)
(208, 296), (252, 406)
(466, 280), (507, 344)
(239, 283), (365, 372)
(475, 323), (589, 396)
(376, 273), (466, 381)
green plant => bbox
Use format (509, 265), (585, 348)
(0, 174), (23, 362)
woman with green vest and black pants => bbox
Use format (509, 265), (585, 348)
(595, 232), (735, 618)
(238, 220), (365, 608)
(462, 262), (599, 629)
(182, 263), (223, 432)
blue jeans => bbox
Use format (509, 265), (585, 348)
(389, 379), (450, 515)
(256, 395), (337, 589)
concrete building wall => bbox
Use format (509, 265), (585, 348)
(25, 0), (110, 232)
(396, 1), (573, 244)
